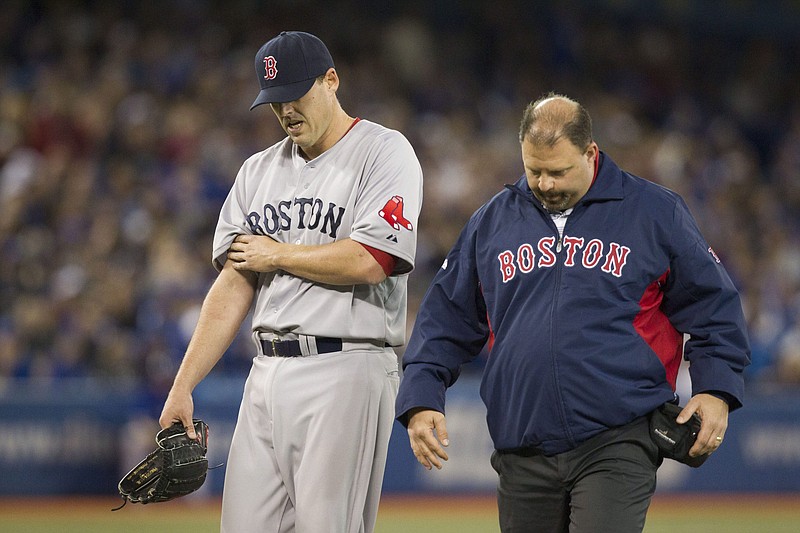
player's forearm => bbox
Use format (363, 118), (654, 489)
(283, 239), (386, 284)
(269, 238), (386, 285)
(171, 264), (257, 393)
(228, 234), (387, 285)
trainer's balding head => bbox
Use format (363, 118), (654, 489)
(519, 94), (593, 151)
(519, 94), (599, 212)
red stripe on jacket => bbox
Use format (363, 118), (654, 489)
(633, 270), (683, 389)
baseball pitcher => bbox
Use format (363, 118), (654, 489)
(159, 31), (423, 533)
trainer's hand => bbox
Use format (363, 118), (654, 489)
(227, 234), (282, 273)
(677, 393), (728, 458)
(159, 388), (197, 440)
(406, 408), (449, 470)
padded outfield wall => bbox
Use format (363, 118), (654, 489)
(0, 374), (799, 496)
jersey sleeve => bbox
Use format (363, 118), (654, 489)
(395, 217), (490, 424)
(660, 197), (751, 409)
(211, 164), (250, 271)
(349, 130), (423, 275)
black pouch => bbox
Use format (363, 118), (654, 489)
(648, 402), (709, 468)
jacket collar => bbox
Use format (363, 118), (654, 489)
(505, 151), (625, 209)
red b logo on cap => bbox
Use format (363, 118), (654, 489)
(263, 56), (278, 80)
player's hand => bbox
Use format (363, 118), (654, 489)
(406, 408), (449, 470)
(159, 388), (197, 440)
(228, 234), (282, 273)
(677, 393), (728, 458)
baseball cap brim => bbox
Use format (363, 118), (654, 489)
(250, 77), (317, 109)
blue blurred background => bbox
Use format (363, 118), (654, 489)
(1, 0), (799, 497)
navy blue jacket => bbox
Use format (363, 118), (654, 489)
(396, 153), (751, 455)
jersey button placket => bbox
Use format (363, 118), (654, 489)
(291, 164), (313, 244)
(298, 178), (310, 243)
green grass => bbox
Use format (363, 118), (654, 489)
(0, 495), (798, 533)
(644, 518), (800, 533)
(377, 494), (800, 533)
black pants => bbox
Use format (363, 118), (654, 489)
(491, 417), (660, 533)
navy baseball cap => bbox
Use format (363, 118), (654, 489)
(250, 31), (335, 109)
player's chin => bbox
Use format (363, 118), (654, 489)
(288, 131), (312, 146)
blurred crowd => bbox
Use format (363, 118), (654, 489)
(1, 0), (799, 398)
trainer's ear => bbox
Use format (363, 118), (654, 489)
(585, 142), (598, 164)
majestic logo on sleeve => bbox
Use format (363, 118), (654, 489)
(498, 236), (631, 282)
(378, 195), (413, 231)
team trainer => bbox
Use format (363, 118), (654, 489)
(396, 94), (750, 532)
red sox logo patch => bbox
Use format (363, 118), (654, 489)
(379, 195), (413, 231)
(263, 56), (278, 80)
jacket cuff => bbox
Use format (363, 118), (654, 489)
(395, 364), (448, 426)
(689, 357), (745, 411)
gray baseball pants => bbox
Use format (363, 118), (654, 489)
(220, 348), (399, 533)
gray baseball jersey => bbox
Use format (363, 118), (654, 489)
(212, 119), (422, 345)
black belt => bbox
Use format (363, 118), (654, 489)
(260, 337), (343, 357)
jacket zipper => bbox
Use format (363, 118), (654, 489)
(546, 212), (575, 448)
